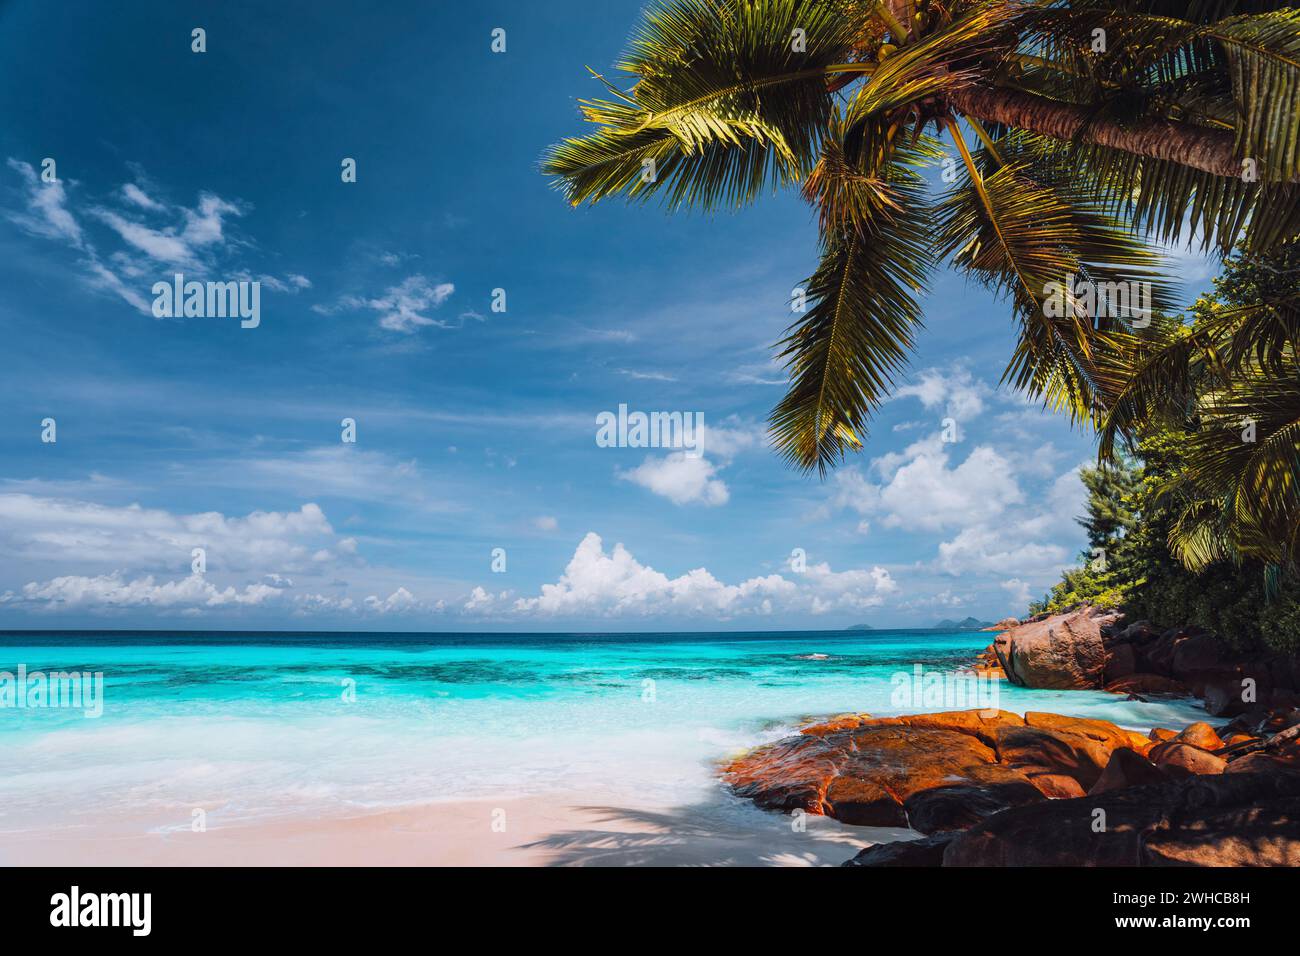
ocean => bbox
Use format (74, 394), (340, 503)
(0, 629), (1208, 839)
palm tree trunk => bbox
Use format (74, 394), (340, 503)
(948, 84), (1249, 180)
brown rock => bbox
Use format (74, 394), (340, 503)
(1142, 797), (1300, 865)
(994, 723), (1115, 790)
(1226, 751), (1300, 774)
(995, 607), (1112, 689)
(944, 771), (1300, 866)
(986, 617), (1021, 632)
(1024, 712), (1133, 750)
(1172, 721), (1224, 752)
(842, 832), (956, 867)
(1090, 748), (1170, 794)
(1116, 620), (1161, 644)
(1171, 633), (1225, 682)
(724, 712), (1043, 831)
(1203, 676), (1266, 717)
(1149, 741), (1228, 777)
(904, 780), (1044, 832)
(1105, 643), (1137, 683)
(1029, 773), (1088, 799)
(723, 732), (843, 815)
(1106, 674), (1190, 698)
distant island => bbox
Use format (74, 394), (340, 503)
(933, 617), (996, 631)
(844, 617), (995, 632)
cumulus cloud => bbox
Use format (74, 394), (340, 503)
(833, 435), (1022, 533)
(0, 494), (348, 576)
(892, 365), (991, 423)
(5, 573), (280, 610)
(501, 532), (895, 619)
(830, 430), (1087, 586)
(616, 421), (763, 507)
(619, 453), (729, 506)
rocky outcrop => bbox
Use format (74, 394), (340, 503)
(724, 711), (1044, 829)
(1106, 622), (1300, 715)
(983, 613), (1300, 715)
(1148, 741), (1228, 776)
(1089, 748), (1169, 794)
(842, 832), (956, 867)
(722, 709), (1155, 831)
(991, 607), (1115, 689)
(943, 770), (1300, 866)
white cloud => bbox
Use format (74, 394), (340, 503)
(6, 572), (280, 610)
(1001, 578), (1033, 606)
(315, 275), (460, 333)
(833, 435), (1022, 532)
(533, 515), (559, 531)
(616, 421), (763, 507)
(892, 366), (990, 422)
(619, 453), (729, 506)
(120, 182), (165, 212)
(5, 161), (305, 316)
(504, 532), (895, 619)
(364, 586), (419, 615)
(0, 494), (343, 575)
(6, 159), (83, 246)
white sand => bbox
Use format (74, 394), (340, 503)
(0, 793), (911, 867)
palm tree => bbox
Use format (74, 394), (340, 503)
(1097, 241), (1300, 582)
(542, 0), (1300, 474)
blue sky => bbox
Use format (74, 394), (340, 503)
(0, 1), (1216, 630)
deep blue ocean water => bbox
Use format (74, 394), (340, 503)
(0, 629), (1207, 832)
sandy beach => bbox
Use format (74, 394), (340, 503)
(1, 793), (897, 867)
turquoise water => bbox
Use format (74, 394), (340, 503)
(0, 630), (1208, 832)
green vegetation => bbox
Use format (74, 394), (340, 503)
(1035, 243), (1300, 652)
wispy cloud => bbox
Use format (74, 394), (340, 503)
(4, 160), (308, 315)
(312, 274), (472, 333)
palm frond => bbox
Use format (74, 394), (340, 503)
(542, 0), (860, 209)
(771, 133), (935, 474)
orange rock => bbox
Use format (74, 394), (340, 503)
(1089, 747), (1170, 794)
(994, 723), (1116, 790)
(1172, 721), (1224, 752)
(1027, 773), (1087, 799)
(1123, 730), (1155, 755)
(725, 711), (1044, 831)
(1148, 741), (1228, 777)
(801, 714), (870, 735)
(1151, 727), (1178, 742)
(886, 709), (1025, 748)
(1024, 712), (1132, 750)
